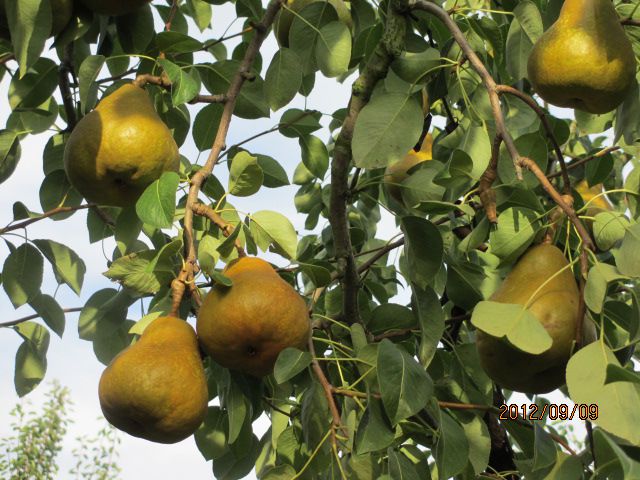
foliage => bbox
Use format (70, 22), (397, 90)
(0, 382), (120, 480)
(1, 0), (640, 479)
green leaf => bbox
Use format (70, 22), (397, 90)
(366, 303), (416, 336)
(566, 342), (640, 445)
(391, 48), (441, 85)
(315, 21), (351, 77)
(5, 0), (51, 77)
(32, 239), (86, 295)
(9, 57), (58, 109)
(593, 428), (640, 479)
(542, 452), (583, 480)
(228, 151), (263, 196)
(159, 59), (200, 106)
(256, 155), (289, 188)
(388, 448), (421, 480)
(274, 347), (312, 384)
(615, 223), (640, 277)
(401, 217), (443, 290)
(135, 172), (180, 229)
(14, 321), (50, 396)
(355, 398), (395, 454)
(39, 170), (83, 217)
(185, 0), (212, 31)
(104, 248), (177, 295)
(605, 364), (640, 385)
(435, 412), (469, 480)
(505, 1), (541, 80)
(78, 289), (131, 341)
(278, 108), (322, 138)
(414, 285), (445, 367)
(192, 103), (223, 151)
(265, 48), (303, 111)
(249, 210), (298, 259)
(155, 31), (203, 53)
(289, 1), (340, 75)
(0, 130), (22, 185)
(377, 339), (433, 424)
(93, 319), (135, 366)
(584, 263), (627, 314)
(29, 293), (65, 337)
(471, 301), (552, 354)
(352, 93), (423, 169)
(197, 235), (221, 277)
(299, 135), (328, 179)
(489, 207), (540, 262)
(2, 243), (43, 308)
(593, 212), (631, 251)
(78, 55), (105, 114)
(195, 406), (229, 460)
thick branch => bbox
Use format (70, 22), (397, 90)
(0, 204), (93, 235)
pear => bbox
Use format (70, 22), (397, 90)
(98, 316), (208, 444)
(527, 0), (636, 114)
(64, 83), (180, 207)
(79, 0), (151, 16)
(475, 244), (580, 394)
(384, 133), (433, 205)
(197, 257), (310, 377)
(275, 0), (352, 47)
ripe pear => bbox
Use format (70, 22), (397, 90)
(79, 0), (151, 16)
(64, 83), (179, 207)
(527, 0), (636, 114)
(384, 133), (433, 205)
(98, 316), (208, 443)
(275, 0), (352, 47)
(476, 244), (580, 394)
(197, 257), (310, 377)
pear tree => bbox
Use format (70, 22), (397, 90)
(1, 0), (640, 478)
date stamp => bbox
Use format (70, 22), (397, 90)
(499, 403), (598, 421)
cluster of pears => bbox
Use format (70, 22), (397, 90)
(383, 133), (433, 205)
(64, 83), (180, 207)
(527, 0), (636, 114)
(475, 244), (584, 394)
(98, 257), (310, 442)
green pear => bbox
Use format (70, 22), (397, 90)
(275, 0), (352, 47)
(98, 316), (208, 444)
(63, 83), (180, 207)
(79, 0), (151, 16)
(527, 0), (636, 114)
(475, 244), (580, 394)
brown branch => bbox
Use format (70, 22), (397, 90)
(172, 0), (283, 310)
(59, 44), (77, 131)
(309, 335), (343, 448)
(330, 3), (408, 325)
(479, 135), (502, 223)
(0, 307), (83, 328)
(0, 53), (15, 65)
(547, 146), (621, 179)
(621, 18), (640, 27)
(95, 68), (138, 85)
(0, 204), (94, 234)
(191, 203), (246, 256)
(356, 238), (405, 275)
(495, 85), (571, 193)
(190, 94), (227, 104)
(202, 27), (254, 51)
(132, 73), (172, 89)
(165, 0), (179, 31)
(90, 206), (116, 228)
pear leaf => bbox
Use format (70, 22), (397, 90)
(2, 243), (43, 308)
(265, 48), (302, 111)
(249, 210), (297, 259)
(315, 21), (351, 78)
(566, 342), (640, 445)
(274, 347), (312, 384)
(14, 321), (50, 397)
(135, 171), (180, 229)
(614, 223), (640, 277)
(352, 93), (423, 169)
(32, 239), (86, 295)
(0, 130), (22, 185)
(584, 263), (628, 314)
(471, 301), (552, 354)
(228, 151), (263, 197)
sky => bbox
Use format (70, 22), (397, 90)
(0, 1), (594, 478)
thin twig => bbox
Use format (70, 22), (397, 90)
(0, 307), (83, 328)
(621, 18), (640, 27)
(0, 204), (94, 235)
(547, 146), (621, 179)
(202, 27), (254, 50)
(0, 53), (15, 65)
(192, 203), (246, 256)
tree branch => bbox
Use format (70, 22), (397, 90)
(59, 44), (77, 131)
(0, 307), (83, 328)
(547, 146), (621, 179)
(0, 204), (94, 235)
(192, 203), (246, 256)
(479, 134), (502, 223)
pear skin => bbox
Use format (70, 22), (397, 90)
(527, 0), (636, 114)
(384, 133), (433, 205)
(79, 0), (151, 16)
(476, 244), (580, 394)
(63, 84), (179, 207)
(196, 257), (310, 377)
(98, 316), (208, 444)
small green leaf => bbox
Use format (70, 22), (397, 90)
(401, 217), (443, 290)
(2, 243), (43, 308)
(299, 135), (328, 179)
(377, 339), (433, 424)
(315, 21), (351, 77)
(159, 59), (200, 106)
(0, 130), (22, 185)
(265, 48), (303, 111)
(195, 406), (229, 460)
(256, 155), (289, 188)
(78, 289), (132, 341)
(135, 171), (180, 229)
(155, 31), (203, 53)
(192, 103), (223, 151)
(14, 321), (50, 397)
(352, 93), (423, 169)
(593, 212), (631, 251)
(29, 293), (65, 337)
(584, 263), (627, 314)
(78, 55), (105, 114)
(435, 412), (470, 479)
(32, 239), (86, 295)
(615, 223), (640, 277)
(471, 301), (553, 354)
(5, 0), (51, 78)
(489, 207), (541, 262)
(274, 347), (312, 384)
(387, 448), (421, 480)
(249, 210), (298, 259)
(228, 151), (263, 196)
(278, 108), (322, 138)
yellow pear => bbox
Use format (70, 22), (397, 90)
(98, 316), (208, 443)
(476, 244), (580, 394)
(64, 83), (180, 207)
(384, 133), (433, 205)
(197, 257), (310, 377)
(275, 0), (352, 47)
(79, 0), (151, 16)
(527, 0), (636, 114)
